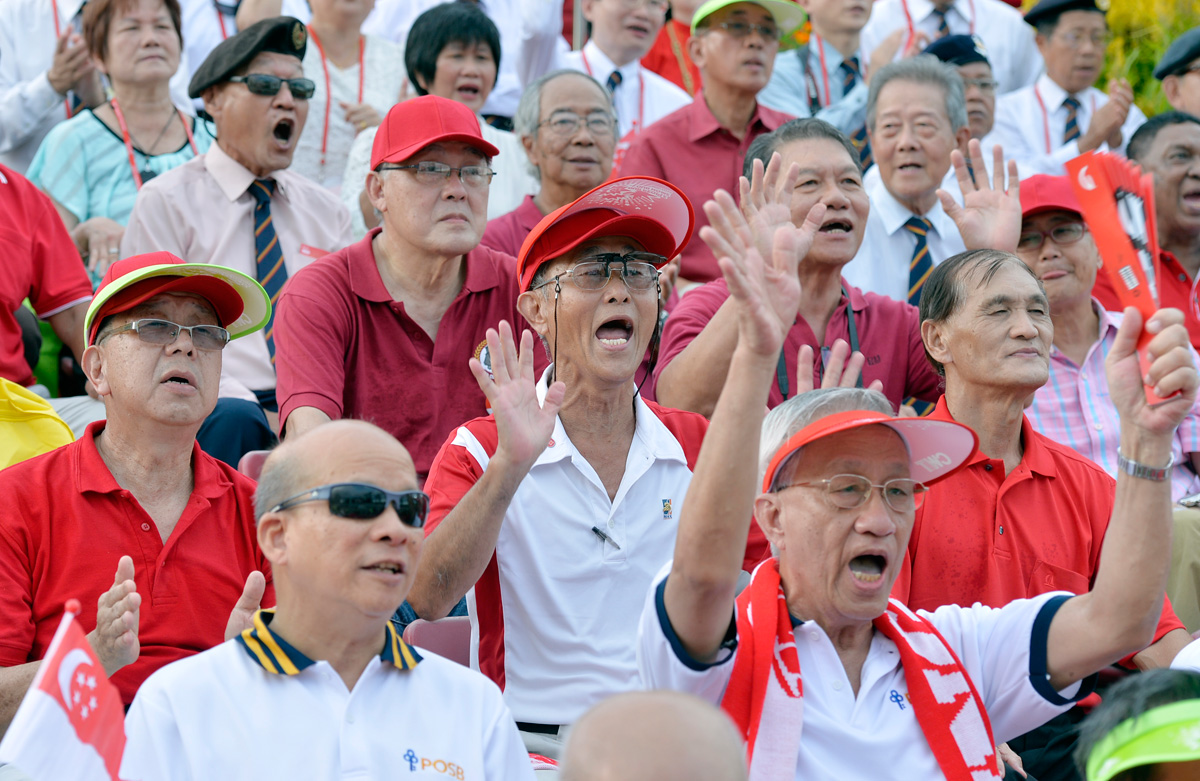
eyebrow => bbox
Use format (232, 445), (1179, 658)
(979, 293), (1048, 309)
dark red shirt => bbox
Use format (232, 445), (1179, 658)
(1093, 249), (1200, 353)
(0, 422), (274, 705)
(480, 195), (544, 259)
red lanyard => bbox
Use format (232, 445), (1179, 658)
(803, 35), (867, 112)
(307, 26), (365, 170)
(1033, 85), (1098, 154)
(216, 3), (230, 39)
(899, 0), (976, 51)
(50, 0), (73, 120)
(111, 97), (198, 189)
(582, 49), (645, 135)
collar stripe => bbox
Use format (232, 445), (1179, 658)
(237, 631), (280, 674)
(237, 610), (421, 674)
(253, 610), (304, 675)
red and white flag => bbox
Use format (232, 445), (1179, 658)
(0, 600), (125, 780)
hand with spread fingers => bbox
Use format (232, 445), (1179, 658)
(795, 339), (884, 395)
(938, 139), (1021, 253)
(87, 555), (141, 677)
(737, 152), (801, 266)
(1105, 308), (1200, 438)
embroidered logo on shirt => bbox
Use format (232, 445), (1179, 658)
(472, 340), (493, 380)
(403, 749), (466, 778)
(662, 499), (673, 519)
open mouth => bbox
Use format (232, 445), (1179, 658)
(364, 562), (405, 575)
(848, 554), (886, 583)
(162, 371), (195, 387)
(627, 23), (650, 36)
(457, 84), (481, 99)
(596, 316), (634, 346)
(819, 219), (853, 234)
(273, 118), (294, 144)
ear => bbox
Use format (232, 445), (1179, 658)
(520, 131), (539, 169)
(954, 124), (972, 155)
(365, 170), (387, 214)
(921, 319), (952, 371)
(516, 289), (550, 335)
(754, 495), (786, 555)
(81, 344), (111, 398)
(257, 512), (288, 565)
(1034, 33), (1050, 59)
(687, 34), (706, 70)
(1162, 75), (1182, 106)
(580, 0), (597, 24)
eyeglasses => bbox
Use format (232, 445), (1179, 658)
(532, 253), (664, 292)
(378, 161), (495, 188)
(537, 111), (617, 138)
(1053, 30), (1110, 50)
(774, 473), (927, 513)
(1017, 221), (1087, 252)
(270, 483), (430, 528)
(228, 74), (316, 99)
(100, 318), (230, 351)
(709, 21), (780, 41)
(962, 77), (998, 93)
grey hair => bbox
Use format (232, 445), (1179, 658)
(742, 118), (862, 180)
(513, 69), (612, 182)
(866, 54), (968, 134)
(253, 446), (301, 524)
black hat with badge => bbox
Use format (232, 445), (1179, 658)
(188, 16), (308, 99)
(923, 34), (990, 67)
(1023, 0), (1105, 29)
(1154, 27), (1200, 80)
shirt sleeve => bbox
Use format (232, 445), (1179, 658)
(0, 12), (62, 156)
(647, 281), (727, 400)
(21, 183), (91, 318)
(273, 270), (354, 429)
(26, 119), (88, 223)
(482, 686), (537, 781)
(119, 676), (186, 781)
(0, 503), (35, 666)
(423, 423), (491, 532)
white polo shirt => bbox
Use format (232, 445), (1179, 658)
(424, 375), (708, 726)
(637, 571), (1092, 779)
(121, 612), (534, 780)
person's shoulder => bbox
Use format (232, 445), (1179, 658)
(643, 400), (709, 437)
(135, 640), (247, 701)
(278, 168), (345, 208)
(136, 154), (206, 198)
(0, 438), (80, 486)
(643, 67), (691, 102)
(1027, 426), (1115, 483)
(675, 278), (732, 313)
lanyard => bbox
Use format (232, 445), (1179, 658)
(898, 0), (976, 51)
(665, 21), (695, 96)
(216, 3), (229, 39)
(776, 286), (862, 400)
(802, 36), (866, 114)
(1033, 85), (1097, 154)
(307, 26), (365, 170)
(110, 97), (197, 189)
(50, 0), (74, 120)
(582, 49), (645, 135)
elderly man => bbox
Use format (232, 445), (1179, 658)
(0, 253), (272, 731)
(120, 420), (534, 779)
(619, 0), (801, 286)
(121, 16), (352, 465)
(1156, 28), (1200, 118)
(482, 70), (617, 258)
(274, 95), (542, 484)
(992, 0), (1145, 177)
(639, 185), (1199, 777)
(409, 176), (711, 758)
(1094, 113), (1200, 353)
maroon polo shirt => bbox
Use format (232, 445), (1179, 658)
(617, 96), (793, 283)
(1092, 249), (1200, 353)
(480, 195), (544, 259)
(274, 230), (544, 481)
(649, 278), (941, 410)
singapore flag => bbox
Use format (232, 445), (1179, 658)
(0, 600), (125, 780)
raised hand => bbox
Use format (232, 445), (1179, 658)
(794, 339), (884, 395)
(1081, 80), (1133, 153)
(224, 571), (266, 641)
(470, 321), (566, 473)
(1106, 308), (1199, 438)
(939, 139), (1021, 253)
(87, 556), (140, 677)
(737, 153), (801, 265)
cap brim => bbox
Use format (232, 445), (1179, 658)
(692, 0), (808, 47)
(556, 177), (693, 255)
(372, 131), (501, 168)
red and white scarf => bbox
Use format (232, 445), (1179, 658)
(721, 559), (1001, 781)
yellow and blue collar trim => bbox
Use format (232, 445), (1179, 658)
(237, 609), (422, 674)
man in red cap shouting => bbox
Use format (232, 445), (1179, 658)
(0, 253), (274, 733)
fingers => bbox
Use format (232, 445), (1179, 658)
(235, 571), (266, 613)
(795, 344), (816, 394)
(949, 148), (973, 194)
(820, 340), (851, 389)
(990, 143), (1005, 193)
(1006, 158), (1020, 201)
(114, 555), (135, 587)
(516, 328), (535, 380)
(498, 320), (520, 379)
(964, 139), (987, 191)
(543, 380), (567, 419)
(1109, 307), (1145, 364)
(936, 189), (961, 223)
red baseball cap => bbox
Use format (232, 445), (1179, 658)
(761, 409), (979, 493)
(1020, 174), (1083, 218)
(516, 176), (695, 292)
(85, 252), (271, 346)
(371, 95), (500, 169)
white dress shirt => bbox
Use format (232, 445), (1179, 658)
(0, 0), (192, 174)
(843, 172), (965, 302)
(757, 36), (868, 135)
(992, 72), (1148, 177)
(860, 0), (1043, 95)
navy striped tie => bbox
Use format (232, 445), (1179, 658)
(1063, 96), (1081, 144)
(905, 216), (934, 305)
(842, 58), (873, 170)
(249, 178), (286, 362)
(932, 8), (950, 37)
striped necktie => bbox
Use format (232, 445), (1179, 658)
(1063, 96), (1081, 144)
(931, 8), (951, 37)
(842, 57), (873, 170)
(905, 216), (934, 305)
(249, 178), (286, 362)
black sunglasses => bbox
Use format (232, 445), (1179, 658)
(228, 74), (316, 100)
(269, 483), (429, 528)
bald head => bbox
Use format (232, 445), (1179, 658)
(560, 691), (747, 781)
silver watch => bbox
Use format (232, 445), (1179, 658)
(1116, 449), (1171, 482)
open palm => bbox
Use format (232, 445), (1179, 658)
(939, 140), (1021, 253)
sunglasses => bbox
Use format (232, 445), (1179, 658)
(228, 74), (316, 99)
(269, 483), (429, 528)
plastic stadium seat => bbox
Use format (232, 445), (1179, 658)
(237, 449), (271, 480)
(402, 616), (471, 667)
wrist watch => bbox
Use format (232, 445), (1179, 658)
(1116, 448), (1171, 482)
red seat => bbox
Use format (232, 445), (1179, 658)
(237, 449), (271, 480)
(402, 616), (471, 667)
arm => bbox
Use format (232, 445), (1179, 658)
(46, 302), (87, 365)
(1045, 308), (1200, 690)
(1132, 627), (1193, 670)
(517, 0), (566, 88)
(284, 406), (332, 439)
(0, 28), (96, 154)
(406, 322), (566, 620)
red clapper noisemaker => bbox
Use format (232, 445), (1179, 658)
(1066, 151), (1177, 406)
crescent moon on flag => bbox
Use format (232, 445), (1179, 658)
(1078, 166), (1097, 191)
(57, 648), (91, 711)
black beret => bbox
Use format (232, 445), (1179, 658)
(188, 16), (307, 99)
(923, 34), (990, 67)
(1023, 0), (1105, 28)
(1155, 26), (1200, 80)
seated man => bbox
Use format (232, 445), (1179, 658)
(639, 182), (1198, 777)
(908, 250), (1193, 779)
(120, 420), (534, 780)
(409, 177), (711, 758)
(274, 95), (544, 484)
(618, 0), (800, 286)
(121, 17), (353, 465)
(992, 0), (1145, 177)
(0, 252), (273, 730)
(1156, 27), (1200, 118)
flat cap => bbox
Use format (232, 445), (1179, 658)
(1023, 0), (1105, 28)
(188, 16), (307, 99)
(1155, 27), (1200, 80)
(923, 34), (990, 67)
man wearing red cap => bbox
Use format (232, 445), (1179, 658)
(408, 176), (712, 757)
(273, 95), (542, 484)
(0, 253), (274, 730)
(640, 185), (1198, 779)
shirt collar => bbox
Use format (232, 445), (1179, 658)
(930, 396), (1057, 477)
(583, 40), (640, 83)
(685, 94), (786, 142)
(841, 280), (870, 313)
(352, 229), (503, 303)
(908, 0), (961, 24)
(236, 609), (422, 675)
(1036, 72), (1076, 108)
(76, 421), (233, 500)
(868, 175), (956, 237)
(205, 142), (289, 203)
(808, 35), (853, 72)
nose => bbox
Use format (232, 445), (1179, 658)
(372, 502), (414, 545)
(895, 122), (919, 151)
(166, 327), (197, 356)
(440, 168), (470, 199)
(604, 272), (633, 301)
(821, 180), (853, 210)
(273, 81), (297, 110)
(1011, 307), (1041, 338)
(1038, 238), (1063, 262)
(853, 490), (899, 538)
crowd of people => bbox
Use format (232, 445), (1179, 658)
(2, 0), (1200, 777)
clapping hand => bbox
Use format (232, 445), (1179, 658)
(939, 139), (1021, 253)
(87, 556), (140, 677)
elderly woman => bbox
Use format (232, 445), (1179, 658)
(339, 1), (535, 240)
(28, 0), (210, 278)
(637, 187), (1200, 777)
(479, 69), (616, 258)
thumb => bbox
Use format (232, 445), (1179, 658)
(543, 380), (567, 420)
(937, 189), (962, 222)
(236, 571), (267, 613)
(1110, 307), (1144, 362)
(114, 555), (135, 586)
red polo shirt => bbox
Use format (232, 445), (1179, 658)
(1092, 250), (1200, 352)
(648, 278), (941, 410)
(0, 164), (93, 386)
(480, 195), (544, 259)
(894, 397), (1184, 649)
(0, 422), (273, 705)
(616, 96), (793, 283)
(274, 230), (545, 481)
(641, 19), (701, 97)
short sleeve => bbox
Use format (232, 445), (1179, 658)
(423, 423), (493, 533)
(481, 685), (537, 780)
(647, 280), (729, 399)
(0, 499), (36, 665)
(27, 118), (90, 222)
(24, 179), (92, 318)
